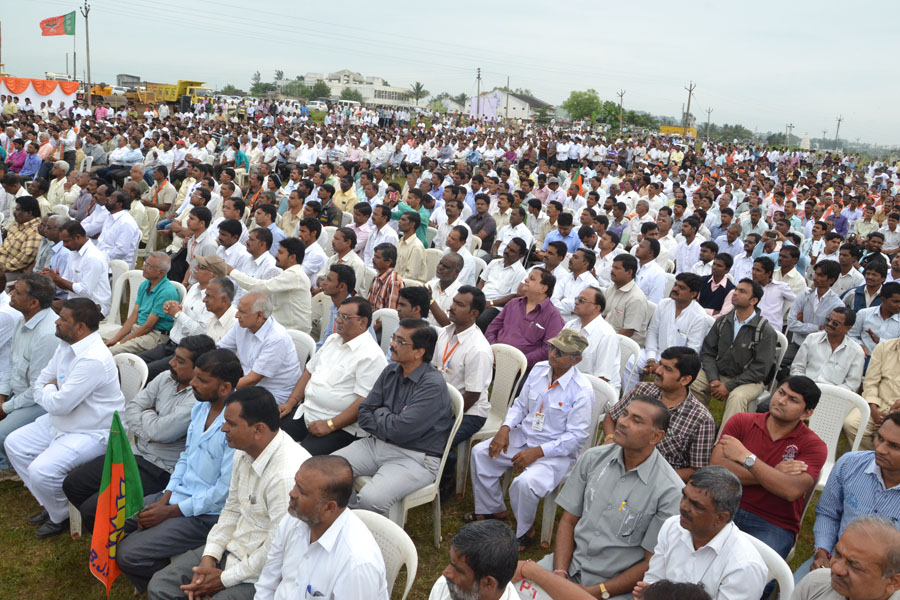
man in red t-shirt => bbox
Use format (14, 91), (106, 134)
(711, 375), (827, 559)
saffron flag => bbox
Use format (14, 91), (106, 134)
(89, 411), (144, 595)
(40, 12), (76, 36)
(572, 167), (583, 196)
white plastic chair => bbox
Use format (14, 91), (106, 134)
(402, 278), (424, 287)
(425, 226), (438, 248)
(472, 256), (487, 282)
(323, 226), (337, 257)
(353, 509), (417, 600)
(171, 281), (187, 303)
(99, 268), (144, 337)
(663, 259), (675, 274)
(455, 344), (528, 496)
(617, 335), (641, 394)
(663, 273), (676, 297)
(423, 248), (443, 281)
(81, 156), (93, 173)
(286, 329), (316, 367)
(115, 352), (149, 403)
(537, 375), (616, 546)
(744, 533), (794, 600)
(469, 235), (482, 253)
(809, 383), (870, 492)
(747, 330), (789, 413)
(372, 308), (399, 356)
(359, 267), (377, 299)
(341, 211), (353, 227)
(52, 205), (69, 217)
(354, 384), (464, 548)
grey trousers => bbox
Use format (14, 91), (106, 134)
(117, 492), (220, 592)
(147, 546), (256, 600)
(332, 436), (440, 515)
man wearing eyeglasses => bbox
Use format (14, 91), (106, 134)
(467, 329), (593, 553)
(279, 297), (386, 455)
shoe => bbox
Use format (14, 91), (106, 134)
(36, 518), (69, 538)
(28, 509), (50, 526)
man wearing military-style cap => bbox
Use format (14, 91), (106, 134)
(467, 329), (595, 552)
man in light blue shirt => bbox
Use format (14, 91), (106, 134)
(113, 348), (240, 593)
(541, 212), (580, 254)
(793, 414), (900, 584)
(848, 282), (900, 358)
(0, 274), (58, 472)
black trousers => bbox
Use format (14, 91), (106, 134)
(280, 411), (358, 456)
(62, 453), (171, 531)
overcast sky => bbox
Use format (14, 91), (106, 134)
(9, 0), (900, 145)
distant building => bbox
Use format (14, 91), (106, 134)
(304, 69), (413, 106)
(437, 98), (466, 113)
(468, 89), (554, 121)
(117, 74), (141, 89)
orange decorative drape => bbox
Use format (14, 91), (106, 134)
(0, 78), (79, 96)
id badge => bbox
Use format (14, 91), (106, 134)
(532, 411), (545, 431)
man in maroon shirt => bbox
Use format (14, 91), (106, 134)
(485, 267), (564, 369)
(712, 375), (827, 560)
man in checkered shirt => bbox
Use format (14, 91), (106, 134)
(601, 346), (716, 482)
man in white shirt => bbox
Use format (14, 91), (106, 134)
(675, 216), (702, 275)
(732, 233), (760, 283)
(564, 286), (621, 392)
(435, 198), (471, 251)
(43, 221), (111, 316)
(147, 386), (310, 600)
(298, 219), (328, 288)
(791, 307), (864, 392)
(431, 286), (494, 496)
(217, 293), (302, 406)
(228, 237), (311, 333)
(242, 228), (281, 282)
(636, 466), (767, 599)
(551, 248), (600, 321)
(752, 256), (796, 330)
(492, 206), (532, 258)
(445, 226), (477, 286)
(279, 297), (386, 455)
(635, 239), (668, 304)
(425, 253), (464, 328)
(5, 298), (125, 537)
(428, 520), (521, 600)
(320, 227), (366, 294)
(476, 238), (527, 329)
(254, 455), (389, 600)
(363, 205), (399, 267)
(96, 190), (142, 267)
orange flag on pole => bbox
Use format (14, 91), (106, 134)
(39, 12), (76, 36)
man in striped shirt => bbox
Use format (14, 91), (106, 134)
(367, 243), (403, 312)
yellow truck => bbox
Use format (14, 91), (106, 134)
(144, 80), (214, 106)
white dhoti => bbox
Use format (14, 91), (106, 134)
(5, 414), (106, 523)
(470, 427), (574, 538)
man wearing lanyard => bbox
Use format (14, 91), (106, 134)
(431, 286), (494, 498)
(467, 329), (593, 552)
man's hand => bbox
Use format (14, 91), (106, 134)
(796, 310), (804, 322)
(633, 580), (650, 599)
(180, 557), (224, 600)
(860, 343), (871, 358)
(718, 435), (752, 465)
(643, 359), (658, 374)
(226, 264), (234, 275)
(774, 460), (808, 476)
(306, 419), (331, 437)
(488, 427), (510, 459)
(163, 300), (182, 317)
(811, 548), (832, 571)
(0, 400), (7, 420)
(41, 267), (62, 285)
(511, 446), (544, 470)
(136, 502), (176, 529)
(871, 403), (885, 427)
(278, 402), (294, 419)
(710, 379), (730, 401)
(866, 328), (880, 345)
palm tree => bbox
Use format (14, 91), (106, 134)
(410, 81), (429, 106)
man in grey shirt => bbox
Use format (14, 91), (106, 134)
(535, 396), (683, 600)
(334, 318), (453, 515)
(62, 334), (217, 530)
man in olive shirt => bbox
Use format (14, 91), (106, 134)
(534, 396), (683, 600)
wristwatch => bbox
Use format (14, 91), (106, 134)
(743, 454), (757, 469)
(599, 583), (610, 599)
(327, 419), (335, 431)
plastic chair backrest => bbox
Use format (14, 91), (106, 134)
(743, 532), (794, 599)
(469, 235), (482, 252)
(286, 329), (317, 367)
(52, 205), (69, 217)
(473, 256), (487, 282)
(144, 208), (161, 252)
(359, 267), (377, 299)
(402, 279), (424, 288)
(373, 308), (399, 355)
(171, 282), (187, 303)
(83, 156), (93, 172)
(663, 273), (676, 296)
(341, 211), (353, 227)
(425, 226), (439, 248)
(582, 374), (618, 445)
(104, 263), (135, 326)
(617, 334), (641, 388)
(770, 330), (789, 393)
(423, 248), (443, 281)
(663, 260), (675, 274)
(809, 383), (870, 469)
(489, 344), (528, 414)
(115, 353), (149, 403)
(322, 226), (337, 257)
(352, 509), (417, 600)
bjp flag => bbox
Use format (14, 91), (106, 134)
(89, 411), (144, 595)
(40, 12), (76, 36)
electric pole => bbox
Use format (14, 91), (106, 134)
(705, 107), (713, 141)
(785, 123), (794, 147)
(81, 0), (92, 104)
(616, 89), (625, 131)
(682, 81), (695, 138)
(834, 115), (843, 151)
(505, 75), (509, 120)
(475, 67), (481, 123)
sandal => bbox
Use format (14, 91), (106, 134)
(517, 532), (537, 552)
(463, 512), (503, 524)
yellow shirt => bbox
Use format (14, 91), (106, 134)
(863, 337), (900, 412)
(333, 187), (358, 212)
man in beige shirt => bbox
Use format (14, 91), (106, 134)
(844, 336), (900, 450)
(396, 212), (427, 282)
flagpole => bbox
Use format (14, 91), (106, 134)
(72, 28), (76, 83)
(81, 1), (92, 104)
